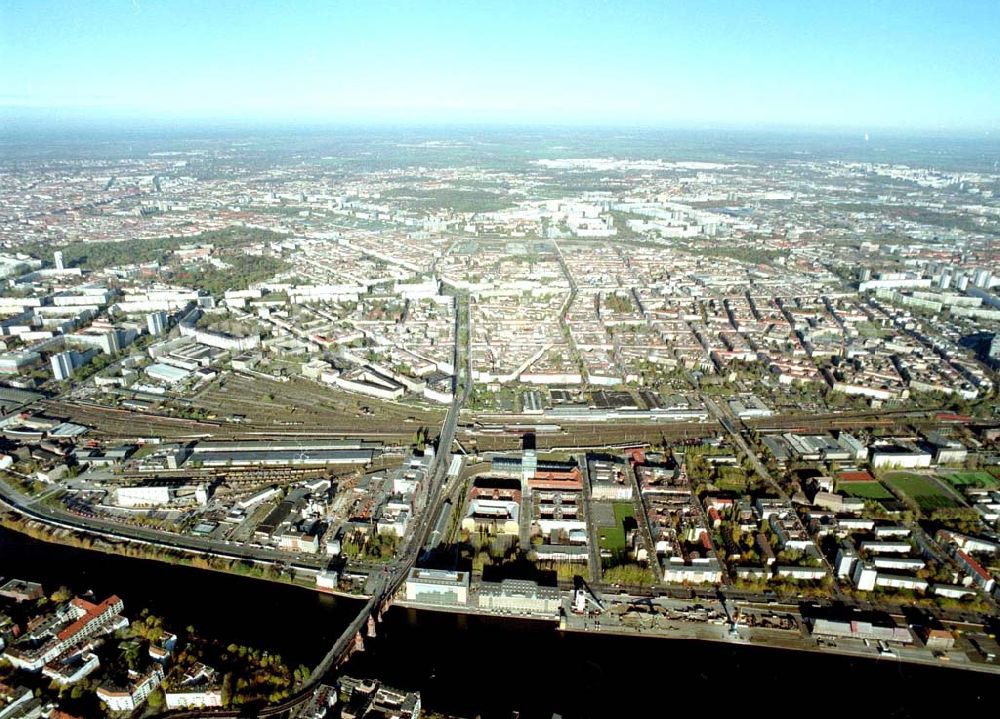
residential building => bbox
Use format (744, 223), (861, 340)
(146, 311), (168, 337)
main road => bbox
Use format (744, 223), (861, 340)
(261, 293), (472, 715)
(0, 478), (328, 571)
(274, 291), (473, 713)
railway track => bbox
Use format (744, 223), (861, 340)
(40, 399), (420, 442)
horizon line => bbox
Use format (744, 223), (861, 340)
(2, 110), (998, 140)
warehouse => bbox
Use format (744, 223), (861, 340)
(185, 448), (374, 467)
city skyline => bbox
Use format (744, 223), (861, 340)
(2, 0), (999, 131)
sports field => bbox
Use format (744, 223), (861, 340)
(884, 473), (961, 512)
(942, 471), (999, 489)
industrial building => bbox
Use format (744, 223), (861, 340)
(404, 568), (470, 606)
(477, 579), (561, 615)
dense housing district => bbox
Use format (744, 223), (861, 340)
(1, 133), (1000, 714)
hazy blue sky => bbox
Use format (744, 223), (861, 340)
(1, 0), (998, 130)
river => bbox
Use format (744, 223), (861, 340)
(0, 526), (363, 668)
(2, 527), (998, 717)
(340, 606), (1000, 718)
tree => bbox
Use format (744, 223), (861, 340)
(147, 688), (165, 710)
(50, 585), (73, 603)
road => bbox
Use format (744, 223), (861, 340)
(579, 462), (605, 583)
(701, 395), (784, 499)
(0, 479), (327, 572)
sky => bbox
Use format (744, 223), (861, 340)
(1, 0), (998, 131)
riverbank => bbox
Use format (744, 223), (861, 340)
(393, 595), (1000, 677)
(0, 506), (365, 602)
(343, 605), (1000, 718)
(394, 598), (561, 623)
(0, 526), (366, 670)
(5, 524), (999, 717)
(8, 503), (999, 682)
(558, 614), (1000, 676)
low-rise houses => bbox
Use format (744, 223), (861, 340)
(870, 445), (933, 469)
(588, 456), (633, 501)
(0, 580), (43, 604)
(42, 651), (101, 686)
(810, 617), (913, 644)
(460, 478), (521, 536)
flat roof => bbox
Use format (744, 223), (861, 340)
(146, 363), (190, 381)
(408, 568), (469, 584)
(189, 449), (374, 465)
(194, 439), (376, 452)
(0, 578), (43, 594)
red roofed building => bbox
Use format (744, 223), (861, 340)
(528, 468), (583, 492)
(919, 627), (956, 650)
(3, 595), (125, 672)
(699, 531), (714, 551)
(625, 447), (646, 465)
(58, 596), (124, 643)
(955, 549), (995, 592)
(935, 413), (971, 423)
(469, 486), (521, 504)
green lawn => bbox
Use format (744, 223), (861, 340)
(717, 466), (748, 491)
(839, 481), (893, 500)
(598, 526), (626, 552)
(613, 502), (636, 524)
(598, 503), (636, 553)
(855, 321), (890, 339)
(944, 471), (999, 489)
(884, 473), (961, 512)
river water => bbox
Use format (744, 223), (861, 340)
(342, 606), (1000, 718)
(0, 526), (363, 667)
(2, 527), (998, 717)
